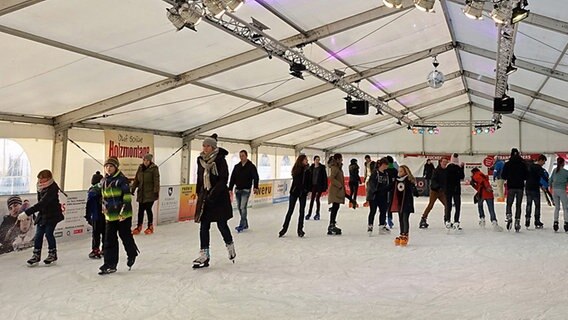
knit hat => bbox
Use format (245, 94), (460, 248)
(350, 159), (357, 164)
(104, 156), (120, 168)
(450, 153), (460, 165)
(91, 171), (103, 185)
(7, 195), (22, 208)
(511, 148), (520, 157)
(202, 134), (218, 148)
(143, 153), (153, 162)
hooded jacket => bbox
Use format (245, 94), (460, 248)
(328, 161), (346, 204)
(131, 162), (160, 203)
(25, 182), (64, 226)
(306, 163), (328, 193)
(348, 163), (360, 184)
(101, 171), (132, 222)
(501, 156), (528, 189)
(471, 171), (494, 200)
(389, 176), (418, 214)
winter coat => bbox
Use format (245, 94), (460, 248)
(306, 164), (328, 193)
(348, 164), (360, 184)
(131, 163), (160, 203)
(375, 169), (392, 197)
(430, 166), (447, 192)
(525, 162), (546, 191)
(550, 168), (568, 191)
(85, 184), (104, 224)
(493, 160), (505, 180)
(445, 163), (465, 194)
(366, 162), (377, 201)
(229, 160), (259, 191)
(501, 156), (528, 189)
(389, 177), (418, 214)
(25, 182), (64, 226)
(290, 166), (310, 197)
(471, 171), (494, 200)
(423, 162), (435, 179)
(328, 161), (346, 204)
(101, 171), (133, 222)
(196, 148), (233, 223)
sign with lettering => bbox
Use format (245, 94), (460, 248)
(104, 130), (154, 179)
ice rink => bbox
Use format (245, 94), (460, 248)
(1, 197), (567, 320)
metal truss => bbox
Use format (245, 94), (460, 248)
(494, 0), (519, 98)
(418, 120), (493, 127)
(202, 10), (413, 125)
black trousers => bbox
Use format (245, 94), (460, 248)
(525, 189), (541, 222)
(200, 219), (233, 249)
(104, 217), (138, 268)
(377, 194), (389, 226)
(308, 186), (322, 215)
(330, 203), (340, 225)
(444, 191), (462, 223)
(137, 201), (154, 226)
(349, 182), (358, 202)
(368, 199), (378, 225)
(398, 211), (411, 235)
(91, 219), (105, 250)
(282, 193), (307, 233)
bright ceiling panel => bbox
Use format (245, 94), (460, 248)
(360, 120), (399, 133)
(528, 100), (568, 119)
(332, 113), (389, 127)
(309, 131), (368, 150)
(414, 96), (469, 118)
(522, 113), (567, 129)
(279, 90), (345, 117)
(529, 0), (568, 22)
(318, 4), (451, 68)
(515, 23), (568, 71)
(397, 78), (465, 106)
(446, 1), (498, 52)
(459, 51), (496, 79)
(466, 78), (494, 96)
(269, 122), (345, 145)
(85, 84), (257, 131)
(507, 68), (549, 92)
(199, 58), (325, 102)
(203, 109), (311, 140)
(540, 77), (568, 102)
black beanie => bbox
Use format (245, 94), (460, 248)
(511, 148), (519, 157)
(7, 195), (22, 208)
(91, 171), (103, 185)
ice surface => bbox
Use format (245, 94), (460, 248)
(1, 198), (567, 320)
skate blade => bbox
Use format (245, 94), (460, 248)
(27, 262), (39, 267)
(98, 269), (117, 275)
(43, 261), (56, 266)
(192, 264), (209, 269)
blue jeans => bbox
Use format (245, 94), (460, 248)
(34, 223), (57, 250)
(235, 189), (251, 228)
(478, 198), (497, 222)
(525, 190), (541, 223)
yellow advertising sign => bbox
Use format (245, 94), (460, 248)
(179, 184), (197, 221)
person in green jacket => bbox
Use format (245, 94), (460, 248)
(131, 154), (160, 235)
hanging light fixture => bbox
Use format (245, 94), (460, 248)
(225, 0), (246, 12)
(383, 0), (403, 9)
(511, 1), (530, 24)
(203, 0), (227, 18)
(463, 0), (484, 20)
(414, 0), (435, 13)
(166, 7), (186, 31)
(491, 4), (508, 24)
(427, 56), (445, 89)
(178, 2), (204, 31)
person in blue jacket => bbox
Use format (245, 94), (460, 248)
(85, 171), (105, 259)
(493, 159), (505, 201)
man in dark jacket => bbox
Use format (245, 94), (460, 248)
(501, 148), (528, 232)
(420, 158), (448, 229)
(348, 159), (360, 207)
(369, 158), (392, 234)
(305, 155), (328, 220)
(525, 154), (547, 229)
(445, 154), (465, 230)
(229, 150), (259, 232)
(385, 156), (399, 228)
(131, 154), (160, 235)
(423, 159), (435, 196)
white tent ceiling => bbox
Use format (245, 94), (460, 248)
(0, 0), (566, 151)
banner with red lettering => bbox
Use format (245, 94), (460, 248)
(104, 130), (154, 179)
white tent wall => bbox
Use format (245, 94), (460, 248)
(65, 128), (182, 191)
(0, 122), (53, 193)
(336, 128), (423, 154)
(423, 108), (471, 154)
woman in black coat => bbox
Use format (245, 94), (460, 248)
(193, 134), (235, 268)
(305, 155), (327, 220)
(279, 154), (310, 238)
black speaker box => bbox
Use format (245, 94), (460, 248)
(493, 97), (515, 114)
(346, 100), (369, 115)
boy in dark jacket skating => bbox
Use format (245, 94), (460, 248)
(85, 171), (104, 259)
(501, 148), (528, 232)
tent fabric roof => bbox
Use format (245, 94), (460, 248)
(0, 0), (566, 150)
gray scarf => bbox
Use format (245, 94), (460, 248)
(199, 149), (219, 191)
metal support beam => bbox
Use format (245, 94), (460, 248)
(457, 42), (568, 82)
(52, 128), (68, 191)
(0, 111), (53, 125)
(468, 103), (473, 154)
(468, 89), (568, 125)
(447, 0), (568, 35)
(181, 136), (191, 184)
(182, 42), (454, 138)
(0, 0), (43, 16)
(472, 102), (568, 135)
(419, 119), (493, 127)
(493, 1), (518, 98)
(55, 2), (416, 129)
(327, 104), (468, 151)
(74, 122), (182, 138)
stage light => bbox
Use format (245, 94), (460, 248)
(167, 7), (186, 31)
(414, 0), (435, 13)
(419, 128), (425, 134)
(434, 128), (440, 134)
(396, 119), (402, 126)
(203, 0), (226, 18)
(383, 0), (403, 8)
(428, 128), (434, 134)
(491, 4), (508, 24)
(463, 0), (484, 20)
(225, 0), (245, 12)
(178, 2), (203, 31)
(476, 128), (482, 134)
(290, 70), (304, 80)
(512, 1), (530, 24)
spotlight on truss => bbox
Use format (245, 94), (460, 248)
(251, 17), (271, 31)
(414, 0), (435, 13)
(203, 0), (226, 18)
(383, 0), (403, 8)
(512, 1), (530, 24)
(166, 7), (186, 31)
(396, 119), (402, 126)
(463, 0), (484, 20)
(333, 69), (346, 78)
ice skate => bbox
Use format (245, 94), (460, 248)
(367, 225), (373, 235)
(505, 214), (512, 231)
(193, 249), (210, 269)
(453, 222), (462, 232)
(27, 249), (41, 267)
(43, 249), (57, 265)
(445, 221), (452, 233)
(525, 218), (531, 229)
(419, 218), (429, 229)
(144, 224), (154, 235)
(235, 225), (245, 233)
(327, 224), (342, 235)
(98, 264), (117, 275)
(226, 242), (236, 262)
(278, 229), (286, 238)
(564, 222), (568, 233)
(313, 213), (320, 220)
(378, 225), (391, 235)
(89, 248), (102, 259)
(399, 234), (409, 246)
(127, 255), (136, 270)
(492, 221), (503, 232)
(297, 230), (305, 238)
(305, 213), (311, 220)
(387, 218), (394, 229)
(394, 236), (401, 246)
(514, 219), (521, 233)
(535, 221), (544, 229)
(553, 221), (559, 232)
(479, 218), (486, 228)
(132, 225), (142, 235)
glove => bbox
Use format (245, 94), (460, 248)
(18, 212), (28, 221)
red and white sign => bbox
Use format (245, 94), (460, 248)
(483, 156), (495, 167)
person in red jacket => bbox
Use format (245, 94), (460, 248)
(470, 168), (503, 232)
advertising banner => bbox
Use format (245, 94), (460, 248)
(56, 191), (89, 242)
(157, 185), (180, 225)
(252, 182), (273, 207)
(0, 193), (37, 255)
(179, 184), (197, 221)
(104, 129), (154, 179)
(272, 179), (291, 203)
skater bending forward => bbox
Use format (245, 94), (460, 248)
(193, 134), (236, 268)
(389, 165), (418, 246)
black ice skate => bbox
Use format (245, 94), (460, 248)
(193, 249), (210, 269)
(553, 221), (559, 232)
(27, 249), (41, 267)
(226, 243), (236, 262)
(419, 218), (429, 229)
(506, 214), (512, 231)
(327, 224), (342, 235)
(127, 256), (136, 270)
(514, 219), (521, 233)
(43, 249), (57, 265)
(98, 264), (117, 275)
(535, 221), (544, 229)
(564, 222), (568, 233)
